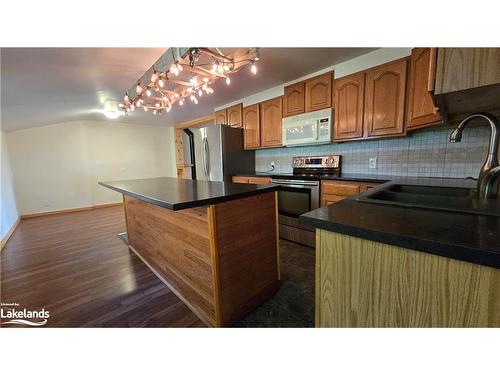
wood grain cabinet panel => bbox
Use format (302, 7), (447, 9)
(248, 177), (272, 184)
(407, 48), (441, 130)
(243, 104), (261, 149)
(232, 176), (250, 184)
(333, 72), (365, 140)
(215, 109), (227, 125)
(365, 59), (407, 137)
(260, 97), (283, 148)
(305, 73), (332, 112)
(227, 104), (243, 128)
(434, 48), (500, 94)
(283, 82), (305, 117)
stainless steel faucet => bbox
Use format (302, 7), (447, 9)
(450, 113), (500, 199)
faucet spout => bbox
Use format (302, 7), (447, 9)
(450, 113), (500, 199)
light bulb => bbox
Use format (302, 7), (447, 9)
(251, 62), (257, 75)
(151, 72), (158, 82)
(193, 96), (198, 104)
(179, 98), (184, 106)
(155, 102), (160, 107)
(130, 104), (135, 111)
(203, 77), (209, 83)
(174, 93), (180, 98)
(202, 83), (208, 91)
(223, 64), (230, 72)
(225, 77), (231, 85)
(158, 79), (164, 88)
(153, 109), (157, 115)
(190, 95), (195, 102)
(190, 77), (197, 86)
(166, 106), (171, 112)
(118, 103), (124, 108)
(144, 106), (148, 112)
(198, 89), (203, 96)
(136, 83), (142, 94)
(170, 64), (179, 76)
(146, 89), (151, 97)
(136, 100), (141, 107)
(211, 63), (218, 72)
(187, 87), (193, 93)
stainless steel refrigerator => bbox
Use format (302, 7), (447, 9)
(182, 123), (255, 182)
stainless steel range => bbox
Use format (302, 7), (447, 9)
(271, 155), (341, 247)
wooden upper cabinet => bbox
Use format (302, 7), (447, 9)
(243, 104), (260, 149)
(434, 48), (500, 94)
(283, 82), (305, 117)
(260, 97), (283, 148)
(215, 109), (227, 125)
(227, 104), (243, 128)
(365, 59), (407, 137)
(407, 48), (440, 130)
(333, 72), (365, 141)
(305, 73), (332, 112)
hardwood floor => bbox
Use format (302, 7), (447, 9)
(0, 206), (204, 327)
(1, 206), (314, 328)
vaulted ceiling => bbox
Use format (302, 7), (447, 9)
(1, 47), (376, 132)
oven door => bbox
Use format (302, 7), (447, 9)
(272, 179), (320, 217)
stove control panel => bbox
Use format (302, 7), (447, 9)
(292, 155), (340, 169)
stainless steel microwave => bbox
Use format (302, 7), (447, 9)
(282, 108), (332, 147)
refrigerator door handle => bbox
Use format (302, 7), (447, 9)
(203, 137), (210, 177)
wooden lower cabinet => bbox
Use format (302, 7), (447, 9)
(232, 176), (271, 185)
(321, 180), (380, 206)
(315, 231), (500, 327)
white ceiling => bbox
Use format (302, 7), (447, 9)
(1, 48), (376, 132)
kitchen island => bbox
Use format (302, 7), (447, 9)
(300, 177), (500, 328)
(99, 177), (280, 327)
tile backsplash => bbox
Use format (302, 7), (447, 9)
(256, 126), (493, 178)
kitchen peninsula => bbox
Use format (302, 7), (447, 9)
(99, 177), (280, 327)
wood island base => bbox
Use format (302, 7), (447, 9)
(123, 191), (280, 327)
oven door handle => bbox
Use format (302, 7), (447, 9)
(271, 179), (319, 186)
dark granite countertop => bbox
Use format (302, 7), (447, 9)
(299, 177), (500, 269)
(99, 177), (278, 211)
(234, 172), (392, 183)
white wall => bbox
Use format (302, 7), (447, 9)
(6, 120), (175, 215)
(215, 48), (412, 110)
(1, 130), (20, 239)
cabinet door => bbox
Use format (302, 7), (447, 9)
(434, 48), (500, 94)
(215, 109), (227, 125)
(333, 72), (365, 140)
(305, 73), (332, 112)
(243, 104), (260, 149)
(260, 97), (283, 148)
(232, 176), (250, 184)
(248, 177), (272, 184)
(365, 59), (407, 137)
(407, 48), (441, 130)
(227, 104), (243, 128)
(283, 82), (305, 117)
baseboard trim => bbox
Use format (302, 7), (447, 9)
(1, 217), (21, 251)
(20, 202), (123, 219)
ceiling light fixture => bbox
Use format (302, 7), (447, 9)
(119, 47), (260, 116)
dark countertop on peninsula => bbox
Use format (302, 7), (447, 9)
(234, 171), (392, 183)
(299, 177), (500, 269)
(99, 177), (279, 211)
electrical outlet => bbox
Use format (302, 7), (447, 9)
(43, 200), (50, 207)
(270, 161), (275, 169)
(369, 158), (377, 169)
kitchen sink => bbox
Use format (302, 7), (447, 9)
(355, 184), (500, 217)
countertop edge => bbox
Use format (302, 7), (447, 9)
(99, 181), (279, 211)
(299, 214), (500, 270)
